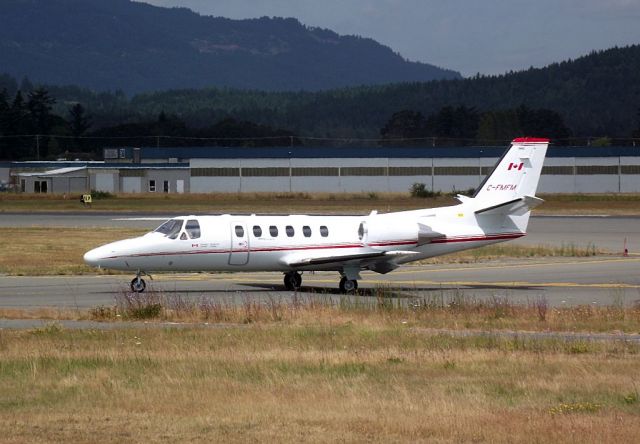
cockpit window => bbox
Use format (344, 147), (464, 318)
(186, 219), (201, 239)
(154, 219), (184, 239)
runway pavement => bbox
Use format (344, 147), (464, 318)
(1, 256), (639, 309)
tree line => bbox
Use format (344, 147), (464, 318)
(380, 106), (572, 145)
(0, 86), (298, 160)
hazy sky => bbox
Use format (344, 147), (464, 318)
(142, 0), (640, 76)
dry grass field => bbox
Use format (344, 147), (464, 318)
(0, 322), (639, 443)
(3, 192), (640, 215)
(0, 227), (147, 275)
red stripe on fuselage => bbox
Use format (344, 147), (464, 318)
(103, 233), (523, 260)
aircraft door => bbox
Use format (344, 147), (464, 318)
(229, 221), (250, 265)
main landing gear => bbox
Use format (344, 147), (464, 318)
(130, 271), (151, 293)
(339, 276), (358, 293)
(283, 271), (302, 291)
(283, 271), (359, 293)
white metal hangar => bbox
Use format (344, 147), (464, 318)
(7, 144), (640, 194)
(136, 145), (640, 194)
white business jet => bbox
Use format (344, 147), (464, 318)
(84, 138), (548, 293)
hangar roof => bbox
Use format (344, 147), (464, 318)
(133, 145), (640, 160)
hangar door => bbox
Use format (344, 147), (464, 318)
(95, 173), (115, 192)
(122, 177), (142, 193)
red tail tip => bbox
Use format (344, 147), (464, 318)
(512, 137), (550, 143)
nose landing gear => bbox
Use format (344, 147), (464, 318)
(130, 271), (151, 293)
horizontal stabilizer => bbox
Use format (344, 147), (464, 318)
(475, 195), (544, 217)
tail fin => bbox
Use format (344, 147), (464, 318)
(473, 137), (549, 202)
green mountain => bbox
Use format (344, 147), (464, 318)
(122, 45), (640, 137)
(3, 45), (639, 139)
(0, 0), (460, 93)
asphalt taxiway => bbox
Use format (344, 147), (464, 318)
(1, 256), (638, 309)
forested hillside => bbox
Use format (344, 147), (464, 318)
(2, 45), (635, 139)
(0, 0), (459, 93)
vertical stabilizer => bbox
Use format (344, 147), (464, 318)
(473, 138), (549, 202)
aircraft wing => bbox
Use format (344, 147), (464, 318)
(282, 249), (419, 274)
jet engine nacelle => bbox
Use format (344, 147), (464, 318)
(358, 216), (419, 248)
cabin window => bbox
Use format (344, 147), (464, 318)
(149, 180), (156, 192)
(302, 226), (312, 237)
(235, 225), (245, 237)
(286, 226), (294, 237)
(320, 226), (329, 237)
(154, 219), (183, 239)
(269, 225), (278, 237)
(253, 225), (262, 237)
(185, 219), (201, 239)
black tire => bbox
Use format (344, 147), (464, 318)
(130, 277), (146, 293)
(284, 272), (301, 291)
(339, 277), (358, 293)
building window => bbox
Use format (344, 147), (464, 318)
(320, 226), (329, 237)
(149, 180), (156, 192)
(34, 181), (47, 193)
(253, 225), (262, 237)
(163, 180), (169, 193)
(302, 226), (312, 237)
(20, 179), (25, 193)
(235, 225), (245, 237)
(286, 226), (294, 237)
(269, 226), (278, 237)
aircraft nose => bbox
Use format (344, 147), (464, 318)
(84, 247), (104, 267)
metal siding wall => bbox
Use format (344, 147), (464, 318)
(292, 177), (343, 192)
(574, 157), (619, 193)
(537, 176), (575, 193)
(191, 177), (240, 193)
(241, 177), (290, 192)
(69, 177), (87, 193)
(621, 157), (640, 192)
(184, 156), (640, 194)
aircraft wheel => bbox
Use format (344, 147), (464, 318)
(130, 277), (146, 293)
(339, 277), (358, 293)
(284, 272), (302, 291)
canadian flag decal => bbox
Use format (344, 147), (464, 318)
(508, 162), (524, 171)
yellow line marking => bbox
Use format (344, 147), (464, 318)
(390, 257), (640, 275)
(156, 275), (640, 290)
